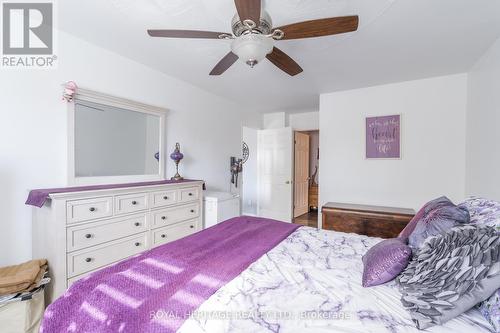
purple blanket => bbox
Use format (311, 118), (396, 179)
(26, 179), (204, 208)
(41, 216), (300, 333)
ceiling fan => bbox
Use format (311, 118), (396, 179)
(147, 0), (359, 76)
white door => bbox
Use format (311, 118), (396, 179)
(257, 127), (293, 222)
(294, 132), (310, 217)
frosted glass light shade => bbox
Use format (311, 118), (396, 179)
(231, 34), (274, 66)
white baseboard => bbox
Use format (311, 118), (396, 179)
(242, 212), (257, 217)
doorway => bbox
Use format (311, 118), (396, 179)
(293, 130), (319, 227)
(256, 127), (294, 222)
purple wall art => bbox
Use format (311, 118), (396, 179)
(366, 115), (401, 159)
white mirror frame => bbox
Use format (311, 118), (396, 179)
(67, 87), (168, 186)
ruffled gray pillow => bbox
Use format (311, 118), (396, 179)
(398, 224), (500, 329)
(460, 197), (500, 331)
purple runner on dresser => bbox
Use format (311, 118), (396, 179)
(25, 179), (204, 208)
(41, 216), (300, 333)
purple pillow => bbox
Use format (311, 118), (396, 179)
(408, 197), (470, 248)
(362, 238), (412, 287)
(398, 196), (452, 239)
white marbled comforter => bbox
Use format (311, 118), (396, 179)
(177, 227), (493, 333)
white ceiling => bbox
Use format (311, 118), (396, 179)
(59, 0), (500, 112)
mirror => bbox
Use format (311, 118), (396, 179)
(68, 88), (166, 185)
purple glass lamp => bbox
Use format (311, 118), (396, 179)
(170, 142), (184, 180)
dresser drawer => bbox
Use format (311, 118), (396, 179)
(67, 233), (148, 278)
(152, 203), (200, 228)
(114, 193), (148, 215)
(67, 260), (117, 288)
(66, 197), (113, 224)
(152, 219), (199, 246)
(151, 190), (178, 208)
(66, 214), (148, 252)
(178, 187), (200, 203)
(67, 271), (91, 288)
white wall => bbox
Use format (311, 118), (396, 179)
(319, 74), (468, 224)
(289, 111), (319, 131)
(466, 37), (500, 201)
(242, 127), (258, 215)
(263, 112), (286, 129)
(0, 31), (257, 266)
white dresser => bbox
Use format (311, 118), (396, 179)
(32, 181), (204, 302)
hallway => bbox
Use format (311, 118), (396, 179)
(293, 211), (318, 228)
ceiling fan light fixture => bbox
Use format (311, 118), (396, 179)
(230, 34), (274, 68)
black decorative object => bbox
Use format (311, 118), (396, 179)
(242, 141), (249, 164)
(230, 157), (243, 188)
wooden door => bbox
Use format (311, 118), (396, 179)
(294, 132), (310, 217)
(257, 127), (293, 222)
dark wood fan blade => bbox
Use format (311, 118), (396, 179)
(275, 16), (359, 40)
(209, 52), (239, 76)
(266, 47), (303, 76)
(147, 30), (230, 39)
(234, 0), (261, 24)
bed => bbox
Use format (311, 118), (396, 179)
(41, 216), (493, 333)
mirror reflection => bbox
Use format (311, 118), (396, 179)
(74, 100), (160, 177)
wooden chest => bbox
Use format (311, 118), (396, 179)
(321, 202), (415, 238)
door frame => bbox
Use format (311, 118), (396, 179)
(293, 131), (310, 218)
(292, 129), (320, 221)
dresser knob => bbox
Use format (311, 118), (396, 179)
(89, 207), (96, 212)
(161, 234), (166, 238)
(85, 258), (92, 263)
(188, 193), (193, 196)
(134, 222), (140, 227)
(163, 196), (168, 200)
(161, 216), (166, 220)
(131, 200), (138, 205)
(134, 242), (141, 247)
(190, 225), (194, 229)
(190, 209), (195, 213)
(85, 234), (92, 239)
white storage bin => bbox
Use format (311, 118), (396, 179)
(0, 288), (45, 333)
(203, 191), (240, 228)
